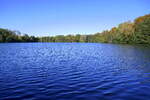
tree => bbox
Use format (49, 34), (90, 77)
(134, 14), (150, 44)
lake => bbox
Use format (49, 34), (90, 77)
(0, 43), (150, 100)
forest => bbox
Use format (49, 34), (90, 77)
(0, 14), (150, 44)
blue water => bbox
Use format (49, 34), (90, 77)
(0, 43), (150, 100)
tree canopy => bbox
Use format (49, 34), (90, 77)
(0, 14), (150, 44)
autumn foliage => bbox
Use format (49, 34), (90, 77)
(0, 14), (150, 44)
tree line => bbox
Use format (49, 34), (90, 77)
(0, 14), (150, 44)
(0, 29), (39, 43)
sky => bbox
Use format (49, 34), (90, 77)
(0, 0), (150, 36)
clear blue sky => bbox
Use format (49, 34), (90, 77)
(0, 0), (150, 36)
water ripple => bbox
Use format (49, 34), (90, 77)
(0, 43), (150, 100)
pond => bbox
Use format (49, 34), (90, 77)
(0, 43), (150, 100)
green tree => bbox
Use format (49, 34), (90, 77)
(134, 14), (150, 44)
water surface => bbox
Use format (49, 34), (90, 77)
(0, 43), (150, 100)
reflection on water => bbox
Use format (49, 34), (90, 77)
(0, 43), (150, 100)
